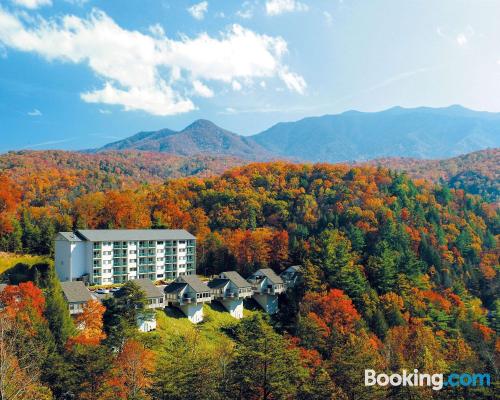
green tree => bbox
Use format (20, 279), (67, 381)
(226, 314), (305, 400)
(103, 281), (152, 348)
(151, 333), (224, 400)
(42, 264), (76, 349)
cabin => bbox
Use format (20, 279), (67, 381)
(247, 268), (285, 314)
(280, 265), (303, 289)
(60, 281), (94, 315)
(129, 279), (164, 332)
(164, 275), (212, 323)
(208, 271), (252, 319)
(131, 278), (165, 309)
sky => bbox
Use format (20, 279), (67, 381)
(1, 0), (500, 151)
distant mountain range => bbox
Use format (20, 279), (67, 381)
(94, 105), (500, 162)
(97, 119), (273, 161)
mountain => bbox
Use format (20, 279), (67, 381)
(364, 148), (499, 202)
(252, 105), (500, 162)
(97, 119), (273, 160)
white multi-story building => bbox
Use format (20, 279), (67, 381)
(55, 229), (196, 285)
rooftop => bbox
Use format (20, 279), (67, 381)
(74, 229), (195, 242)
(131, 279), (164, 298)
(164, 282), (188, 294)
(60, 281), (93, 303)
(56, 232), (82, 242)
(178, 275), (210, 293)
(207, 278), (229, 290)
(250, 268), (284, 285)
(221, 271), (252, 288)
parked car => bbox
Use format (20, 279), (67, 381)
(96, 288), (110, 294)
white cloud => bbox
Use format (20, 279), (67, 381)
(12, 0), (52, 9)
(148, 23), (165, 37)
(265, 0), (308, 16)
(456, 33), (467, 47)
(27, 108), (42, 116)
(0, 8), (305, 115)
(192, 79), (214, 97)
(187, 1), (208, 20)
(437, 25), (474, 48)
(98, 108), (111, 114)
(231, 80), (242, 91)
(81, 82), (195, 115)
(279, 67), (306, 94)
(236, 1), (254, 19)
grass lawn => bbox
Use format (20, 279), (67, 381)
(153, 302), (261, 351)
(0, 252), (51, 275)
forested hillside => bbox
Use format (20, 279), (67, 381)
(369, 148), (499, 203)
(0, 161), (498, 399)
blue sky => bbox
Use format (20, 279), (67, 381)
(1, 0), (499, 151)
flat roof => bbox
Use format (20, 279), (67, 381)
(75, 229), (195, 242)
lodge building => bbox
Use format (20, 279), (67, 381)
(55, 229), (196, 285)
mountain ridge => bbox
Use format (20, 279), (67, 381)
(93, 105), (500, 162)
(96, 119), (273, 160)
(252, 105), (500, 162)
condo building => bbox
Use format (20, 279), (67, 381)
(55, 229), (196, 285)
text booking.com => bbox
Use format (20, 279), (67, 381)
(365, 369), (491, 391)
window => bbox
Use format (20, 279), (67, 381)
(129, 250), (136, 255)
(157, 249), (164, 254)
(157, 241), (164, 245)
(157, 257), (164, 262)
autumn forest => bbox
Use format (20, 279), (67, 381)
(0, 150), (498, 399)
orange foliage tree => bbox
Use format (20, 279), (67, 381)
(104, 340), (155, 400)
(67, 299), (106, 347)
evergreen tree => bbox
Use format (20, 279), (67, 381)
(226, 314), (305, 400)
(103, 281), (152, 348)
(42, 264), (76, 349)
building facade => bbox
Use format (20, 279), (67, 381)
(55, 229), (196, 285)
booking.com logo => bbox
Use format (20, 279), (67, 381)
(365, 369), (491, 391)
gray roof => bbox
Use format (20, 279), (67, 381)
(221, 271), (252, 288)
(281, 265), (302, 275)
(164, 282), (187, 294)
(75, 229), (195, 242)
(60, 281), (93, 303)
(207, 278), (229, 290)
(252, 268), (284, 285)
(131, 279), (164, 298)
(56, 232), (82, 242)
(178, 275), (211, 293)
